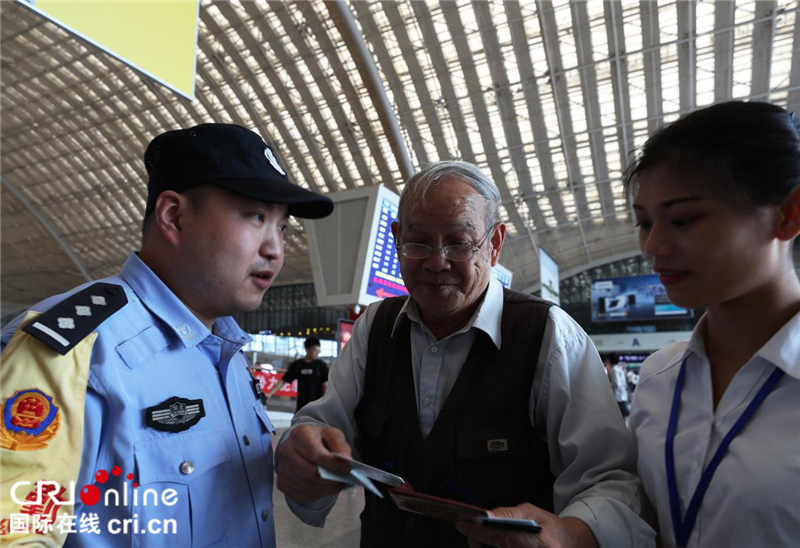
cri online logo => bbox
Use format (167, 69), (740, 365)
(12, 466), (176, 507)
(79, 466), (136, 506)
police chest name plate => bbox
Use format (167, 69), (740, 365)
(301, 369), (313, 375)
(146, 396), (206, 433)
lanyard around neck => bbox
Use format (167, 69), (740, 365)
(665, 357), (785, 547)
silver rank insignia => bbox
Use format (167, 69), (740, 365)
(145, 396), (206, 433)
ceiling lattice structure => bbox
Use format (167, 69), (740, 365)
(3, 0), (800, 313)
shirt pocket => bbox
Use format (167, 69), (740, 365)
(133, 429), (238, 548)
(354, 397), (391, 441)
(253, 400), (275, 465)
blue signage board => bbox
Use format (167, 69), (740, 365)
(364, 198), (512, 300)
(365, 199), (408, 300)
(492, 268), (512, 288)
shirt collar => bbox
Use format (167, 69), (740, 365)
(685, 314), (710, 362)
(754, 308), (800, 380)
(390, 276), (503, 349)
(120, 253), (249, 348)
(680, 311), (800, 380)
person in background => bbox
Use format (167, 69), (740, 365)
(605, 353), (630, 418)
(275, 161), (654, 548)
(266, 336), (329, 412)
(0, 123), (333, 547)
(625, 367), (640, 396)
(626, 100), (800, 547)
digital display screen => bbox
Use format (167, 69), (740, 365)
(591, 274), (693, 322)
(365, 199), (408, 300)
(491, 269), (512, 288)
(364, 198), (512, 299)
(338, 319), (354, 350)
(619, 354), (650, 363)
(539, 247), (559, 305)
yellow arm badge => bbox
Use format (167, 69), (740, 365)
(1, 389), (62, 451)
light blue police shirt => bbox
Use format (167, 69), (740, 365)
(1, 252), (276, 548)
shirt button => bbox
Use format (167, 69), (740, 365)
(431, 346), (438, 354)
(177, 324), (193, 338)
(243, 435), (251, 446)
(261, 509), (269, 521)
(179, 461), (195, 475)
(424, 397), (431, 406)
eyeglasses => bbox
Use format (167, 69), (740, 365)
(396, 224), (497, 262)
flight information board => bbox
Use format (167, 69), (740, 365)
(363, 197), (512, 301)
(365, 198), (408, 300)
(492, 267), (512, 288)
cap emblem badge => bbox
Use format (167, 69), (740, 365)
(264, 147), (286, 176)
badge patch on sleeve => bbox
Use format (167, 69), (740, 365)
(0, 389), (61, 451)
(145, 397), (205, 433)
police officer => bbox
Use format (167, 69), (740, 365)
(0, 124), (333, 547)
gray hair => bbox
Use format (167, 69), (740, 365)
(397, 161), (501, 229)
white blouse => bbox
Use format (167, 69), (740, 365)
(630, 313), (800, 548)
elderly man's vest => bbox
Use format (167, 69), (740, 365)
(354, 288), (555, 548)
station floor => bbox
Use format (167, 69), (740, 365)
(269, 412), (364, 548)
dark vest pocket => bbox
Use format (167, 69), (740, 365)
(456, 419), (532, 458)
(355, 398), (391, 441)
(455, 419), (535, 509)
(133, 429), (237, 547)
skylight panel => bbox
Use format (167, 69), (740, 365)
(770, 9), (796, 94)
(731, 1), (756, 99)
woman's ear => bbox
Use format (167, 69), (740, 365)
(776, 186), (800, 241)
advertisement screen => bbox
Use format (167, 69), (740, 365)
(338, 319), (355, 351)
(251, 371), (297, 398)
(591, 274), (693, 322)
(539, 247), (560, 305)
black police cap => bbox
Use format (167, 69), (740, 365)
(144, 123), (333, 219)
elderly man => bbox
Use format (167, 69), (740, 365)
(276, 161), (654, 547)
(0, 124), (332, 547)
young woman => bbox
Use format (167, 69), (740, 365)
(627, 101), (800, 548)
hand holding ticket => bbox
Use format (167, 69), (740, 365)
(317, 452), (406, 499)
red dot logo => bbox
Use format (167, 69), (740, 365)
(111, 466), (121, 476)
(133, 483), (139, 488)
(80, 485), (100, 506)
(127, 473), (133, 480)
(95, 470), (108, 484)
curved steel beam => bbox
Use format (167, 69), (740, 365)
(328, 0), (414, 181)
(1, 175), (93, 282)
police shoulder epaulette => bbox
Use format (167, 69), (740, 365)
(22, 282), (127, 356)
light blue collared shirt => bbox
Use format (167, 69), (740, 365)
(2, 252), (276, 548)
